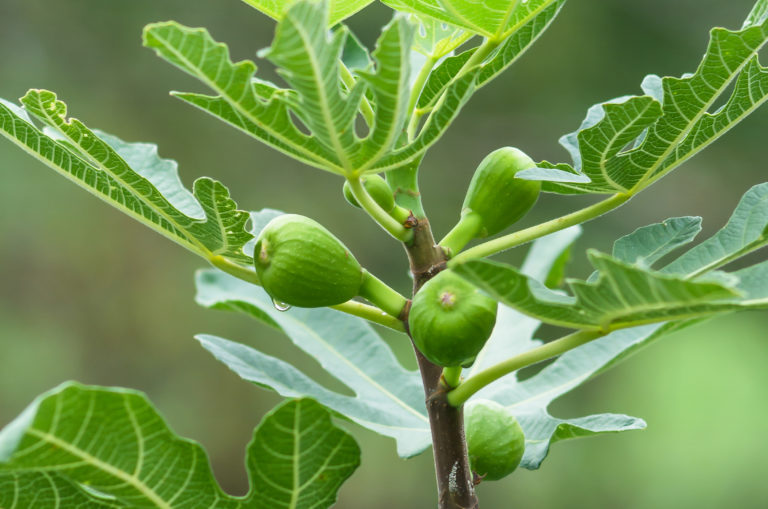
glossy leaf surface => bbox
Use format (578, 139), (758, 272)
(0, 385), (359, 508)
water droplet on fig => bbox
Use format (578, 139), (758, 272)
(272, 298), (292, 312)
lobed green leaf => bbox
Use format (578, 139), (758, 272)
(455, 252), (747, 331)
(543, 6), (768, 194)
(0, 92), (253, 266)
(143, 21), (343, 173)
(0, 384), (359, 507)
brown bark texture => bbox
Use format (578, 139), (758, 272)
(404, 218), (479, 509)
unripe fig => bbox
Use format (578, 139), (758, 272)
(463, 147), (541, 237)
(254, 214), (364, 308)
(465, 399), (525, 481)
(343, 175), (395, 212)
(408, 270), (497, 367)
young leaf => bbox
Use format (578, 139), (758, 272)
(0, 384), (359, 508)
(412, 16), (470, 58)
(0, 92), (253, 266)
(240, 0), (374, 26)
(372, 69), (478, 171)
(414, 0), (566, 113)
(261, 1), (367, 171)
(476, 0), (566, 86)
(194, 271), (431, 458)
(416, 50), (475, 110)
(147, 1), (415, 175)
(382, 0), (564, 40)
(543, 5), (768, 194)
(142, 21), (343, 173)
(351, 15), (415, 170)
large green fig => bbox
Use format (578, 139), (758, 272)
(408, 270), (497, 367)
(254, 214), (364, 308)
(440, 147), (542, 257)
(464, 147), (541, 237)
(465, 399), (525, 481)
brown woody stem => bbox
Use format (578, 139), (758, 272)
(404, 217), (479, 509)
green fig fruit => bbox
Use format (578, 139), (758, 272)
(408, 270), (497, 367)
(465, 399), (525, 481)
(463, 147), (541, 237)
(254, 214), (364, 308)
(343, 175), (396, 212)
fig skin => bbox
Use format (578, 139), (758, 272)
(464, 399), (525, 481)
(463, 147), (542, 237)
(408, 270), (497, 367)
(254, 214), (364, 308)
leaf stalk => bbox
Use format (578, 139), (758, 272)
(209, 256), (406, 331)
(347, 175), (414, 241)
(449, 193), (631, 265)
(447, 329), (605, 407)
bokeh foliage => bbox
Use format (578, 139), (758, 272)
(1, 0), (767, 507)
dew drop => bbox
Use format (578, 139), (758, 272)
(272, 298), (292, 312)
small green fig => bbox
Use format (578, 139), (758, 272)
(343, 175), (395, 212)
(408, 270), (497, 367)
(463, 147), (541, 237)
(464, 399), (525, 481)
(254, 214), (364, 308)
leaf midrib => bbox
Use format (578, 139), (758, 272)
(0, 107), (206, 259)
(630, 24), (768, 192)
(30, 100), (212, 258)
(288, 16), (354, 173)
(282, 314), (429, 423)
(25, 428), (171, 508)
(147, 26), (343, 173)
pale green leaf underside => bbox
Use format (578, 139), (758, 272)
(0, 92), (253, 266)
(196, 228), (646, 468)
(194, 271), (430, 458)
(0, 384), (359, 508)
(240, 0), (373, 26)
(463, 227), (647, 469)
(662, 183), (768, 277)
(611, 216), (702, 267)
(544, 8), (768, 194)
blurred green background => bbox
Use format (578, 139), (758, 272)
(1, 0), (767, 507)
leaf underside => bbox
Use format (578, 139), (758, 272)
(196, 226), (657, 468)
